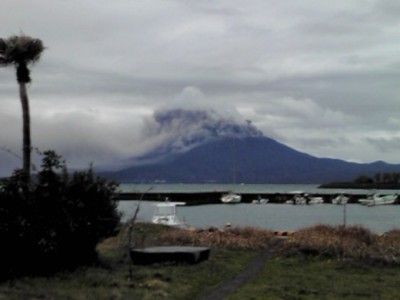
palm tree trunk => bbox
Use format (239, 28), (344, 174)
(19, 82), (31, 180)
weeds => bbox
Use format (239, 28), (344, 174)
(158, 226), (275, 250)
(285, 224), (400, 265)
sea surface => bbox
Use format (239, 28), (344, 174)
(117, 184), (400, 233)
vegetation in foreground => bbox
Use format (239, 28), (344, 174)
(0, 223), (256, 300)
(228, 256), (400, 300)
(0, 151), (120, 277)
(286, 225), (400, 265)
(157, 226), (275, 250)
(2, 220), (400, 299)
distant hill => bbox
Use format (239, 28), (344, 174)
(101, 136), (400, 184)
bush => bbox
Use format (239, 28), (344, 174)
(0, 151), (120, 277)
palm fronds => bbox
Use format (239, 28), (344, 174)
(0, 35), (44, 65)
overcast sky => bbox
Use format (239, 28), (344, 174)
(1, 0), (400, 175)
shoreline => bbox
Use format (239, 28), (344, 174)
(319, 182), (400, 189)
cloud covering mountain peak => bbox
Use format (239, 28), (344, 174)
(135, 107), (263, 163)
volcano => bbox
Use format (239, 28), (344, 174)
(101, 108), (400, 184)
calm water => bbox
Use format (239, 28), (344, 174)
(117, 201), (400, 233)
(119, 183), (400, 195)
(117, 184), (400, 233)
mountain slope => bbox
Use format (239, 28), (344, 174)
(102, 136), (400, 184)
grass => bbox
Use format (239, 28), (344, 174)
(284, 225), (400, 264)
(0, 223), (257, 300)
(2, 223), (400, 299)
(158, 226), (275, 249)
(228, 256), (400, 300)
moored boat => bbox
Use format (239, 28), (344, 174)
(331, 194), (349, 205)
(221, 192), (242, 204)
(151, 202), (186, 226)
(358, 193), (398, 206)
(308, 196), (324, 204)
(292, 194), (307, 205)
(252, 195), (269, 204)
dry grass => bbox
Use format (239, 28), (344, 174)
(285, 224), (400, 265)
(375, 229), (400, 264)
(158, 226), (275, 250)
(115, 223), (400, 265)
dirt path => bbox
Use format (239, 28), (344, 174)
(198, 239), (283, 300)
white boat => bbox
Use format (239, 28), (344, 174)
(359, 193), (398, 207)
(292, 194), (307, 205)
(152, 202), (186, 226)
(331, 194), (349, 205)
(252, 196), (269, 204)
(308, 196), (324, 204)
(221, 192), (242, 204)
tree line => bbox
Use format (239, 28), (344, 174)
(354, 172), (400, 185)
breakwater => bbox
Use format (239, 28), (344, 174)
(116, 191), (368, 205)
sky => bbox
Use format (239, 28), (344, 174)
(1, 0), (400, 175)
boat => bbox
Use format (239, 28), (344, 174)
(151, 202), (186, 226)
(286, 194), (306, 205)
(252, 195), (269, 204)
(291, 194), (307, 205)
(221, 192), (242, 204)
(295, 196), (307, 205)
(221, 137), (241, 204)
(359, 193), (398, 207)
(331, 194), (349, 205)
(286, 191), (305, 205)
(308, 196), (324, 204)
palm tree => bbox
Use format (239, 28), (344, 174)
(0, 35), (44, 181)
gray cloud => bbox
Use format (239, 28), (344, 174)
(366, 137), (400, 153)
(1, 0), (400, 175)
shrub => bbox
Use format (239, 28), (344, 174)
(0, 151), (120, 277)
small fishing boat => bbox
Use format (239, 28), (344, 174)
(151, 202), (186, 226)
(292, 194), (307, 205)
(252, 195), (269, 204)
(331, 194), (349, 205)
(359, 193), (398, 207)
(308, 196), (324, 204)
(221, 192), (242, 204)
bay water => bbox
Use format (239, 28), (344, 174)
(117, 184), (400, 233)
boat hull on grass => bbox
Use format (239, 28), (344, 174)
(130, 246), (210, 265)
